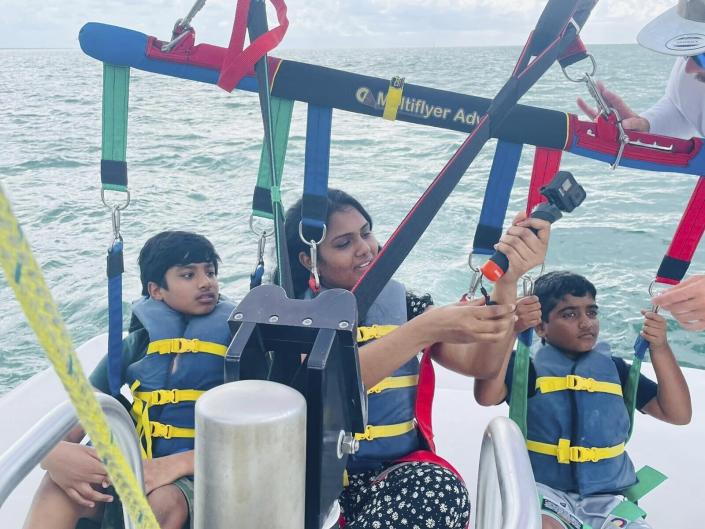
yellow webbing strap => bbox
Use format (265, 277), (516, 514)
(130, 381), (203, 458)
(147, 338), (227, 356)
(536, 375), (623, 396)
(149, 421), (195, 440)
(343, 469), (349, 488)
(354, 420), (415, 441)
(382, 76), (405, 121)
(357, 324), (399, 343)
(0, 187), (159, 528)
(367, 374), (419, 394)
(527, 438), (625, 464)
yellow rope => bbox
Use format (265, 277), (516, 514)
(0, 187), (159, 528)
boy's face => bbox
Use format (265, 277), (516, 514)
(148, 262), (219, 316)
(535, 294), (599, 354)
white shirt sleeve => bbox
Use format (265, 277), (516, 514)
(642, 93), (696, 138)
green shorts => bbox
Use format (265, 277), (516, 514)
(76, 476), (194, 529)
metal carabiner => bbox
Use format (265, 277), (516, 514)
(647, 280), (662, 314)
(249, 215), (273, 239)
(100, 188), (131, 212)
(561, 53), (597, 84)
(521, 274), (535, 297)
(299, 222), (327, 291)
(252, 231), (267, 274)
(466, 251), (483, 300)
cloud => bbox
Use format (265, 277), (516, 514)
(1, 0), (681, 49)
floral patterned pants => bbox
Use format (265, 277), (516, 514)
(340, 462), (470, 529)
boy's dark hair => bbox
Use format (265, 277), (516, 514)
(282, 189), (374, 298)
(138, 231), (220, 296)
(534, 271), (597, 322)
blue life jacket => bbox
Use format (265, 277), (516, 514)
(125, 297), (235, 459)
(347, 279), (422, 473)
(527, 342), (637, 496)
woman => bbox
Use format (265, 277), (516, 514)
(284, 189), (550, 528)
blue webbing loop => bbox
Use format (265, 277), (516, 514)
(250, 262), (265, 290)
(106, 239), (124, 397)
(301, 105), (333, 240)
(633, 335), (649, 360)
(472, 141), (523, 255)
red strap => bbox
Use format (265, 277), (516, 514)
(527, 147), (562, 214)
(558, 36), (588, 68)
(656, 176), (705, 284)
(414, 347), (436, 452)
(217, 0), (289, 92)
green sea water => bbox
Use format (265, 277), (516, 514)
(1, 44), (704, 396)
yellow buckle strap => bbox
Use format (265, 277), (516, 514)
(133, 388), (205, 405)
(367, 375), (419, 395)
(357, 325), (399, 344)
(382, 76), (405, 121)
(527, 438), (625, 464)
(354, 420), (415, 441)
(536, 375), (623, 397)
(147, 338), (227, 357)
(149, 421), (195, 440)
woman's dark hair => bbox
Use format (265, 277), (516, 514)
(534, 271), (597, 322)
(138, 231), (220, 296)
(282, 189), (373, 298)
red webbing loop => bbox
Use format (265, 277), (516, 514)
(217, 0), (289, 92)
(527, 147), (563, 214)
(558, 36), (588, 68)
(656, 176), (705, 285)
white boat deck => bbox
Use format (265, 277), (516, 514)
(1, 334), (703, 527)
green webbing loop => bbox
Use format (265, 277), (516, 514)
(623, 466), (667, 503)
(608, 500), (647, 523)
(509, 337), (531, 437)
(252, 97), (294, 220)
(101, 64), (130, 193)
(623, 356), (642, 440)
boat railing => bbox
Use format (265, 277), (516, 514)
(475, 416), (541, 529)
(0, 392), (143, 529)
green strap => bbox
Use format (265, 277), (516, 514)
(608, 500), (647, 523)
(623, 356), (642, 440)
(623, 465), (667, 502)
(101, 64), (130, 193)
(508, 336), (531, 438)
(252, 97), (294, 220)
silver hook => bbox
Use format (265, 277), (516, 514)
(249, 215), (273, 239)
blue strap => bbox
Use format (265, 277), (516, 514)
(250, 262), (265, 289)
(633, 335), (649, 360)
(301, 105), (333, 241)
(473, 141), (523, 255)
(106, 240), (124, 397)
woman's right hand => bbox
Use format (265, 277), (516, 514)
(42, 441), (113, 508)
(424, 298), (516, 345)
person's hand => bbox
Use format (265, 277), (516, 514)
(143, 456), (179, 495)
(42, 442), (113, 508)
(514, 295), (541, 333)
(651, 274), (705, 331)
(426, 298), (516, 344)
(494, 212), (550, 282)
(641, 310), (669, 349)
(576, 80), (650, 131)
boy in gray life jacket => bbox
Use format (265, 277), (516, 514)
(24, 231), (235, 529)
(474, 271), (692, 529)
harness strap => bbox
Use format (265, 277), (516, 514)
(354, 420), (416, 442)
(536, 375), (623, 396)
(252, 97), (294, 221)
(301, 105), (333, 241)
(623, 465), (668, 503)
(147, 338), (228, 356)
(356, 324), (399, 343)
(382, 76), (404, 121)
(217, 0), (289, 92)
(527, 438), (624, 464)
(149, 421), (195, 440)
(101, 64), (129, 192)
(106, 240), (124, 397)
(351, 0), (594, 321)
(472, 140), (522, 255)
(367, 375), (419, 394)
(133, 388), (205, 405)
(527, 147), (562, 214)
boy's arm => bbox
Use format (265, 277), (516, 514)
(143, 450), (194, 494)
(474, 295), (539, 406)
(640, 311), (692, 425)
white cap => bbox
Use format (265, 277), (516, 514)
(638, 0), (705, 55)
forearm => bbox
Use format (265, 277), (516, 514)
(432, 278), (517, 377)
(474, 339), (512, 406)
(649, 343), (692, 424)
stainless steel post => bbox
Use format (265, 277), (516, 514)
(194, 380), (306, 529)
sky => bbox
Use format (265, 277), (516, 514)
(4, 0), (675, 50)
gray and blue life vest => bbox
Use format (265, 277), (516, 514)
(527, 342), (637, 496)
(125, 297), (235, 459)
(347, 279), (422, 473)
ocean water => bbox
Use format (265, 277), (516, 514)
(1, 43), (704, 396)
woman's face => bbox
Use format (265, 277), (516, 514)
(299, 206), (379, 291)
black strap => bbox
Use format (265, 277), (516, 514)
(352, 0), (595, 320)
